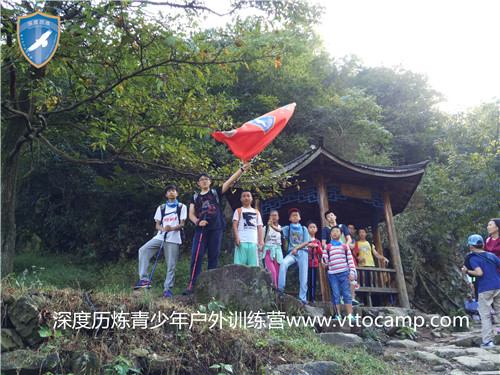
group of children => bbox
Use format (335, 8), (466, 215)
(231, 189), (391, 320)
(131, 163), (389, 320)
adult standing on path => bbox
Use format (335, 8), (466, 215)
(461, 234), (500, 347)
(485, 218), (500, 259)
(182, 164), (251, 295)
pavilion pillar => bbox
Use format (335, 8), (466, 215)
(383, 192), (410, 309)
(371, 226), (386, 288)
(316, 176), (330, 302)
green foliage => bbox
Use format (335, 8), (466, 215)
(353, 66), (445, 164)
(270, 326), (414, 375)
(209, 363), (233, 375)
(103, 356), (141, 375)
(1, 0), (322, 275)
(449, 309), (470, 332)
(395, 326), (418, 340)
(199, 298), (226, 313)
(38, 327), (62, 339)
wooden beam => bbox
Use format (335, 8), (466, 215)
(356, 287), (399, 293)
(383, 192), (410, 308)
(316, 175), (330, 302)
(355, 267), (396, 272)
(372, 227), (387, 287)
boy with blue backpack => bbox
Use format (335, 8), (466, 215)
(269, 208), (311, 304)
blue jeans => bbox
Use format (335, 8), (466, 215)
(189, 228), (223, 288)
(278, 250), (308, 302)
(328, 271), (352, 305)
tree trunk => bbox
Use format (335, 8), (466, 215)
(1, 117), (26, 276)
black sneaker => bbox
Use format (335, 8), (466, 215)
(182, 288), (192, 296)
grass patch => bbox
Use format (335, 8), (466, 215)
(11, 248), (235, 296)
(269, 327), (415, 375)
(12, 252), (99, 290)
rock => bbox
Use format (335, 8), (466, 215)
(386, 339), (421, 349)
(431, 330), (442, 338)
(319, 332), (362, 347)
(448, 336), (475, 347)
(381, 307), (411, 316)
(1, 328), (25, 352)
(311, 302), (333, 315)
(465, 347), (492, 356)
(136, 354), (176, 375)
(130, 348), (149, 357)
(1, 349), (60, 375)
(7, 296), (43, 346)
(4, 295), (16, 306)
(425, 346), (467, 358)
(264, 361), (342, 375)
(279, 293), (305, 315)
(432, 365), (447, 372)
(362, 340), (384, 356)
(304, 305), (324, 318)
(194, 265), (275, 312)
(411, 351), (451, 366)
(70, 351), (100, 375)
(478, 354), (500, 367)
(453, 356), (496, 371)
(447, 369), (469, 375)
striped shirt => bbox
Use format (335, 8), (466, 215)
(322, 243), (356, 275)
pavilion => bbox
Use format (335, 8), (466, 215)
(226, 146), (428, 308)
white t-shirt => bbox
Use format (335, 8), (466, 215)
(232, 207), (263, 243)
(264, 225), (282, 246)
(153, 203), (187, 244)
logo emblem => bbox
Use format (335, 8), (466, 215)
(248, 116), (275, 133)
(17, 11), (60, 68)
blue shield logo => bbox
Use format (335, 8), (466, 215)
(248, 116), (275, 133)
(18, 12), (60, 68)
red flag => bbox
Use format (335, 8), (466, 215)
(212, 103), (296, 162)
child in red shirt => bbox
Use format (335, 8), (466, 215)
(306, 221), (323, 303)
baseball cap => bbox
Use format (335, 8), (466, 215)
(288, 208), (300, 215)
(467, 234), (484, 247)
(164, 184), (178, 193)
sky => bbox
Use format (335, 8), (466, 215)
(314, 0), (500, 112)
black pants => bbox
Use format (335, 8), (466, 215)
(307, 266), (318, 302)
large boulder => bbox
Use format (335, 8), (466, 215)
(1, 328), (25, 352)
(1, 349), (60, 375)
(320, 332), (362, 347)
(194, 265), (275, 312)
(264, 361), (342, 375)
(70, 351), (100, 375)
(7, 295), (43, 346)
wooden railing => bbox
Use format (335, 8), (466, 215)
(355, 266), (398, 293)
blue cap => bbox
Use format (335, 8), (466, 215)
(467, 234), (484, 247)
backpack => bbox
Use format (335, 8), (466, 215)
(326, 243), (356, 277)
(160, 203), (186, 241)
(236, 207), (262, 223)
(472, 252), (500, 274)
(193, 188), (225, 227)
(324, 223), (349, 244)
